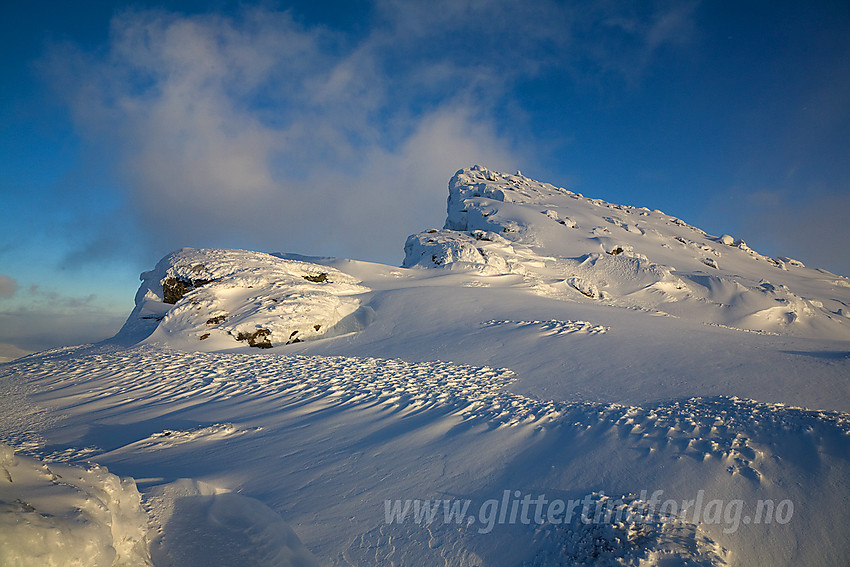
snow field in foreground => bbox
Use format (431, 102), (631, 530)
(3, 345), (850, 564)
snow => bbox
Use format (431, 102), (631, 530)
(145, 479), (319, 567)
(115, 248), (369, 350)
(0, 443), (151, 567)
(404, 165), (850, 339)
(2, 166), (850, 565)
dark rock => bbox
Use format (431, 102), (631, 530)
(286, 330), (301, 345)
(162, 276), (213, 304)
(303, 273), (329, 283)
(199, 333), (210, 340)
(236, 329), (273, 348)
(206, 315), (227, 325)
(162, 277), (188, 304)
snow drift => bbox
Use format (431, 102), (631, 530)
(0, 443), (151, 567)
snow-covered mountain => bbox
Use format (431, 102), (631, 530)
(3, 167), (850, 566)
(405, 165), (850, 338)
(116, 165), (850, 352)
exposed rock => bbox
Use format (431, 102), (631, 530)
(236, 329), (273, 348)
(303, 273), (329, 283)
(206, 315), (227, 325)
(162, 276), (213, 304)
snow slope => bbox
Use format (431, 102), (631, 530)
(2, 167), (850, 565)
(405, 166), (850, 339)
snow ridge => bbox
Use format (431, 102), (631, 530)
(0, 443), (152, 567)
(404, 166), (850, 339)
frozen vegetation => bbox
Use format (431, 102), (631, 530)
(2, 167), (850, 565)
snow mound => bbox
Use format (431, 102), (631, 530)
(525, 492), (729, 566)
(403, 165), (850, 339)
(403, 229), (547, 274)
(0, 443), (151, 566)
(101, 423), (262, 456)
(145, 479), (318, 567)
(404, 229), (511, 272)
(115, 248), (369, 349)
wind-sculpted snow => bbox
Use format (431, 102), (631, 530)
(404, 166), (850, 339)
(5, 166), (850, 565)
(4, 344), (850, 564)
(355, 491), (732, 567)
(0, 443), (152, 567)
(481, 319), (609, 335)
(6, 347), (849, 480)
(4, 346), (555, 430)
(144, 479), (319, 567)
(115, 167), (850, 352)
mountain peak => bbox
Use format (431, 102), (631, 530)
(404, 166), (850, 339)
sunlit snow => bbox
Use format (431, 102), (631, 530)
(2, 167), (849, 565)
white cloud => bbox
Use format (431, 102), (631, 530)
(43, 2), (697, 264)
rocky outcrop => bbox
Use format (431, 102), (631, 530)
(236, 329), (273, 348)
(113, 248), (369, 348)
(400, 166), (850, 339)
(162, 276), (213, 304)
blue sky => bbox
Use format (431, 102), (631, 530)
(2, 0), (849, 357)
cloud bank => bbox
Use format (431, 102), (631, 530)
(0, 285), (127, 354)
(0, 275), (17, 299)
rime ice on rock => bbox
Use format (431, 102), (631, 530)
(115, 248), (369, 348)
